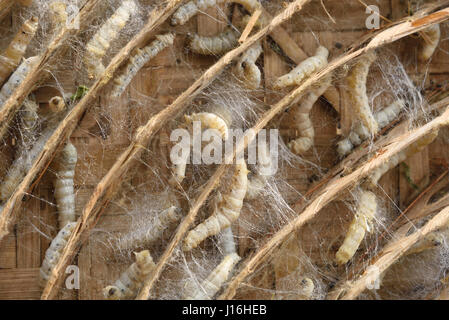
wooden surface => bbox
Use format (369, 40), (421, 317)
(0, 0), (448, 300)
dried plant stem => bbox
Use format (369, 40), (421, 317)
(39, 0), (310, 300)
(0, 0), (13, 21)
(0, 0), (101, 142)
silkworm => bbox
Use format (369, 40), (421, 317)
(0, 17), (38, 87)
(170, 112), (230, 186)
(84, 0), (137, 79)
(103, 250), (156, 300)
(406, 230), (447, 256)
(368, 130), (438, 187)
(39, 222), (76, 286)
(419, 24), (440, 62)
(48, 96), (66, 113)
(247, 139), (273, 200)
(184, 252), (241, 300)
(171, 0), (260, 25)
(49, 2), (68, 29)
(335, 190), (377, 265)
(345, 50), (378, 135)
(0, 56), (39, 109)
(111, 33), (175, 97)
(337, 99), (405, 157)
(234, 42), (262, 90)
(273, 46), (329, 89)
(287, 74), (332, 155)
(183, 161), (248, 251)
(219, 227), (236, 255)
(189, 27), (239, 56)
(53, 141), (77, 229)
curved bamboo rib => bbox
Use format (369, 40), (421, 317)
(0, 0), (100, 142)
(334, 204), (449, 300)
(38, 0), (313, 301)
(0, 0), (184, 242)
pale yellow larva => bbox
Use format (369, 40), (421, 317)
(0, 17), (38, 87)
(103, 250), (156, 300)
(39, 222), (76, 287)
(171, 0), (260, 26)
(49, 2), (68, 30)
(183, 161), (248, 251)
(184, 252), (241, 300)
(234, 42), (263, 90)
(170, 112), (230, 186)
(0, 56), (39, 108)
(419, 24), (440, 62)
(273, 46), (329, 89)
(246, 139), (273, 200)
(48, 96), (66, 113)
(84, 0), (137, 79)
(335, 190), (377, 265)
(337, 99), (405, 157)
(368, 130), (439, 187)
(111, 33), (175, 97)
(345, 50), (378, 135)
(53, 141), (77, 229)
(219, 226), (236, 255)
(189, 27), (239, 56)
(287, 74), (332, 155)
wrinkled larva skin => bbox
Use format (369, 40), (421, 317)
(246, 139), (273, 199)
(337, 99), (405, 157)
(345, 51), (378, 135)
(0, 56), (39, 108)
(53, 142), (77, 229)
(170, 112), (230, 186)
(335, 191), (377, 265)
(189, 27), (239, 56)
(103, 250), (156, 300)
(234, 42), (263, 89)
(419, 24), (440, 62)
(368, 130), (439, 187)
(84, 0), (137, 79)
(39, 222), (76, 286)
(287, 74), (332, 155)
(0, 17), (38, 87)
(111, 33), (175, 97)
(273, 46), (329, 89)
(184, 252), (241, 300)
(171, 0), (260, 25)
(183, 162), (248, 251)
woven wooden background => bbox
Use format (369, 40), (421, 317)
(0, 0), (448, 299)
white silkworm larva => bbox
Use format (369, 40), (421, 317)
(171, 0), (260, 25)
(0, 17), (38, 86)
(234, 42), (262, 89)
(39, 222), (76, 286)
(246, 139), (273, 200)
(49, 1), (68, 29)
(368, 130), (439, 187)
(287, 74), (332, 155)
(346, 50), (378, 135)
(337, 99), (405, 157)
(184, 252), (241, 300)
(335, 190), (377, 265)
(0, 56), (39, 109)
(183, 161), (248, 251)
(219, 226), (236, 255)
(48, 95), (66, 113)
(84, 0), (137, 79)
(103, 250), (156, 300)
(111, 33), (175, 97)
(170, 112), (230, 186)
(419, 24), (440, 62)
(189, 27), (239, 56)
(53, 141), (77, 229)
(273, 46), (329, 89)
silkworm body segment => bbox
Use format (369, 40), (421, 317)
(189, 27), (239, 55)
(234, 42), (262, 89)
